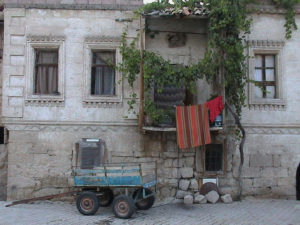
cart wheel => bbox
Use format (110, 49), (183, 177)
(112, 195), (135, 219)
(133, 188), (155, 210)
(98, 189), (114, 207)
(76, 191), (99, 215)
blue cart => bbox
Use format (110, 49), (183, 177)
(73, 162), (157, 219)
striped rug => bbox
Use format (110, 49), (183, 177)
(176, 104), (211, 149)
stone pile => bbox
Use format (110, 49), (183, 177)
(176, 180), (233, 205)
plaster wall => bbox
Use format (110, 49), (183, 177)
(234, 13), (300, 199)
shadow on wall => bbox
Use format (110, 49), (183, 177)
(297, 163), (300, 200)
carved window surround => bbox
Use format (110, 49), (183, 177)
(83, 36), (123, 107)
(248, 40), (286, 110)
(25, 35), (66, 106)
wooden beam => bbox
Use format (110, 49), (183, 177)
(138, 15), (145, 130)
(5, 191), (77, 207)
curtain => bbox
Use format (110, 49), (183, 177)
(91, 51), (115, 95)
(35, 51), (58, 95)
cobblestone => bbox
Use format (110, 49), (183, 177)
(0, 199), (299, 225)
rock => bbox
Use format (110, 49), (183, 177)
(176, 190), (191, 199)
(205, 190), (219, 204)
(194, 194), (207, 204)
(179, 179), (190, 191)
(160, 187), (170, 198)
(180, 167), (193, 178)
(184, 195), (193, 205)
(190, 179), (198, 191)
(200, 182), (219, 195)
(221, 194), (233, 204)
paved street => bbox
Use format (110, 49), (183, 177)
(0, 198), (299, 225)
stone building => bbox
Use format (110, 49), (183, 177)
(0, 0), (299, 201)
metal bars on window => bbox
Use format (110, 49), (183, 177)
(254, 54), (276, 99)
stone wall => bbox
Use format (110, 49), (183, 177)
(0, 144), (7, 200)
(4, 0), (143, 10)
(2, 6), (300, 201)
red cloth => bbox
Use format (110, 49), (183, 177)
(205, 96), (224, 123)
(176, 104), (211, 149)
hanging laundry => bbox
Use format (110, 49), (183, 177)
(176, 104), (211, 149)
(206, 96), (224, 123)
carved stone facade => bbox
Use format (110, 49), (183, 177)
(0, 1), (300, 201)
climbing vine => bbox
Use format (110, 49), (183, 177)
(273, 0), (300, 39)
(119, 0), (299, 123)
(119, 30), (204, 124)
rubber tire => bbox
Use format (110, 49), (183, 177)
(98, 189), (114, 207)
(76, 191), (99, 216)
(133, 188), (155, 210)
(112, 195), (135, 219)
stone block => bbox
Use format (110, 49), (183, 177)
(180, 167), (193, 178)
(6, 87), (23, 97)
(179, 179), (190, 191)
(162, 152), (178, 159)
(9, 26), (25, 35)
(221, 194), (232, 204)
(166, 178), (178, 187)
(9, 76), (25, 87)
(184, 195), (193, 205)
(205, 190), (219, 204)
(164, 159), (173, 168)
(176, 190), (191, 199)
(261, 168), (288, 178)
(190, 179), (198, 191)
(273, 154), (281, 168)
(238, 167), (261, 178)
(249, 154), (273, 167)
(10, 46), (25, 56)
(9, 97), (23, 107)
(10, 35), (25, 45)
(183, 157), (194, 167)
(10, 56), (25, 66)
(9, 8), (26, 17)
(160, 187), (170, 198)
(173, 158), (183, 167)
(75, 0), (88, 3)
(2, 106), (23, 118)
(8, 66), (25, 75)
(252, 178), (276, 188)
(194, 194), (207, 204)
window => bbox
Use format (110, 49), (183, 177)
(83, 36), (122, 107)
(205, 144), (224, 173)
(26, 35), (65, 105)
(34, 50), (59, 95)
(91, 51), (115, 96)
(248, 40), (285, 109)
(254, 54), (276, 99)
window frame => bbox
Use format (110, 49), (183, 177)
(34, 49), (59, 95)
(26, 36), (65, 105)
(83, 37), (122, 107)
(90, 50), (116, 96)
(248, 40), (285, 108)
(204, 142), (226, 176)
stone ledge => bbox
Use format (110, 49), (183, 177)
(25, 99), (65, 107)
(5, 4), (142, 11)
(82, 101), (123, 108)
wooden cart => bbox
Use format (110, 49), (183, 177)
(73, 162), (157, 219)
